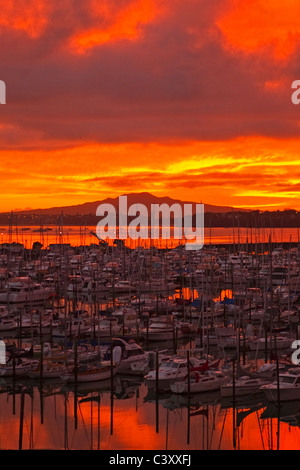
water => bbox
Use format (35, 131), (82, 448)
(1, 226), (300, 249)
(0, 378), (299, 450)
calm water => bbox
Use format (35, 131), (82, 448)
(1, 226), (300, 248)
(0, 377), (299, 450)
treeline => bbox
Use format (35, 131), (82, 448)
(204, 209), (300, 228)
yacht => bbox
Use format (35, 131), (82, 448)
(0, 277), (53, 305)
(103, 338), (149, 375)
(260, 369), (300, 401)
(142, 316), (184, 341)
(248, 335), (294, 351)
(170, 370), (227, 394)
(88, 317), (121, 339)
(144, 356), (214, 391)
(221, 376), (271, 398)
(52, 316), (91, 339)
(107, 280), (136, 293)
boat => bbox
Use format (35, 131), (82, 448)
(33, 342), (70, 361)
(76, 345), (101, 364)
(16, 315), (40, 332)
(170, 370), (228, 394)
(130, 349), (171, 375)
(111, 307), (139, 328)
(220, 376), (271, 398)
(108, 281), (136, 293)
(60, 362), (117, 383)
(248, 335), (294, 351)
(0, 277), (53, 305)
(102, 337), (149, 375)
(28, 361), (70, 379)
(88, 317), (121, 338)
(260, 369), (300, 402)
(52, 316), (91, 339)
(0, 358), (39, 377)
(144, 356), (217, 391)
(141, 316), (184, 341)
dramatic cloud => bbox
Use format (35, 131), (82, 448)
(0, 0), (299, 210)
(217, 0), (300, 60)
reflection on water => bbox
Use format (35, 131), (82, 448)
(0, 376), (299, 450)
(2, 226), (300, 249)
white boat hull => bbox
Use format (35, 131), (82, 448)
(171, 377), (227, 394)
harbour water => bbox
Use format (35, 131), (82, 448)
(0, 375), (299, 450)
(1, 225), (300, 248)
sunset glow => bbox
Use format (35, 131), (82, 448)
(0, 0), (299, 212)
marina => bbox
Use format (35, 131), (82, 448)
(0, 230), (299, 450)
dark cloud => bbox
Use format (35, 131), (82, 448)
(0, 0), (298, 149)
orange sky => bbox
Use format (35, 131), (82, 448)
(0, 0), (300, 212)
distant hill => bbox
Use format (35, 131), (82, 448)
(7, 192), (246, 216)
(1, 195), (299, 229)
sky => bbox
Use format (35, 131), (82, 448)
(1, 0), (300, 211)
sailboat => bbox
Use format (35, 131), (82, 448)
(60, 361), (117, 383)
